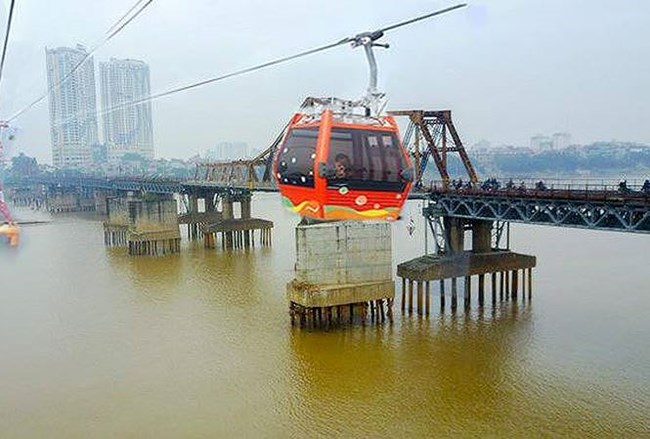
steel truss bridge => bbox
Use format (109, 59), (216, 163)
(13, 175), (252, 198)
(425, 184), (650, 234)
(12, 174), (650, 233)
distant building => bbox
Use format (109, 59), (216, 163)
(530, 134), (552, 151)
(552, 132), (571, 150)
(472, 139), (491, 151)
(205, 142), (249, 161)
(10, 153), (39, 177)
(100, 58), (154, 161)
(45, 45), (99, 168)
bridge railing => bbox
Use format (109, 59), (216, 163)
(423, 179), (650, 204)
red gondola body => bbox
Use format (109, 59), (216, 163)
(274, 108), (413, 221)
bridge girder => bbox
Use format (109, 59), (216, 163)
(194, 123), (287, 190)
(389, 109), (479, 188)
(426, 193), (650, 234)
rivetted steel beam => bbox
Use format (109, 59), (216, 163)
(426, 193), (650, 234)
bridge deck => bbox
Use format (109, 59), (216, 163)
(425, 186), (650, 233)
(11, 175), (650, 233)
(398, 251), (536, 281)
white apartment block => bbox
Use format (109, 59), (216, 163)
(100, 58), (154, 161)
(45, 45), (99, 168)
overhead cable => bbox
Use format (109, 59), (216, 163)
(51, 3), (467, 128)
(0, 0), (17, 91)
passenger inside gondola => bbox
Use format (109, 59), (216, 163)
(334, 153), (351, 179)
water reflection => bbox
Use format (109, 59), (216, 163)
(288, 301), (534, 436)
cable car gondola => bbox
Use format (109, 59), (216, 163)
(273, 26), (425, 221)
(275, 96), (413, 220)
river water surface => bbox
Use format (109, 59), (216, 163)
(1, 195), (649, 437)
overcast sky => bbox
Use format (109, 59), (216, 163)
(0, 0), (648, 163)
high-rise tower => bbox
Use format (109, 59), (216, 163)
(99, 58), (154, 161)
(45, 45), (99, 168)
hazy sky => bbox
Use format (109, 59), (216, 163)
(0, 0), (648, 163)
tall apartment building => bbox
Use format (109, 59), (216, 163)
(45, 45), (99, 168)
(100, 58), (154, 161)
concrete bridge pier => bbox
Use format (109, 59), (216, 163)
(287, 221), (394, 329)
(472, 220), (492, 253)
(103, 196), (129, 247)
(46, 190), (76, 213)
(103, 194), (181, 256)
(240, 194), (252, 247)
(202, 191), (273, 251)
(398, 217), (536, 315)
(45, 187), (95, 213)
(126, 196), (181, 256)
(94, 190), (110, 215)
(178, 191), (223, 242)
(205, 192), (217, 213)
(444, 217), (465, 254)
(9, 185), (44, 209)
(222, 195), (234, 248)
(189, 195), (200, 240)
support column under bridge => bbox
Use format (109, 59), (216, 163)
(45, 186), (95, 213)
(201, 191), (273, 251)
(287, 221), (394, 329)
(398, 212), (536, 315)
(178, 190), (222, 241)
(103, 194), (181, 256)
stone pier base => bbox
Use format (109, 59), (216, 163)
(287, 221), (394, 329)
(104, 224), (128, 247)
(127, 231), (181, 256)
(288, 279), (394, 329)
(103, 197), (181, 256)
(397, 250), (537, 314)
(203, 218), (273, 250)
(47, 192), (95, 213)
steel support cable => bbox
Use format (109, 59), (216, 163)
(0, 0), (16, 91)
(106, 0), (148, 36)
(6, 0), (156, 123)
(0, 0), (14, 179)
(47, 4), (467, 129)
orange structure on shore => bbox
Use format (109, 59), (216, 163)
(0, 222), (19, 246)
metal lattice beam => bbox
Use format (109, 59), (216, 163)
(427, 193), (650, 234)
(195, 122), (287, 190)
(389, 109), (479, 188)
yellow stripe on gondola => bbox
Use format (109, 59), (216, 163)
(281, 197), (400, 220)
(281, 197), (320, 214)
(324, 205), (399, 220)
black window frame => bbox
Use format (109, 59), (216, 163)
(276, 128), (318, 188)
(326, 128), (408, 192)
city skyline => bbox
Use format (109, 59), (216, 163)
(1, 0), (648, 164)
(45, 45), (154, 168)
